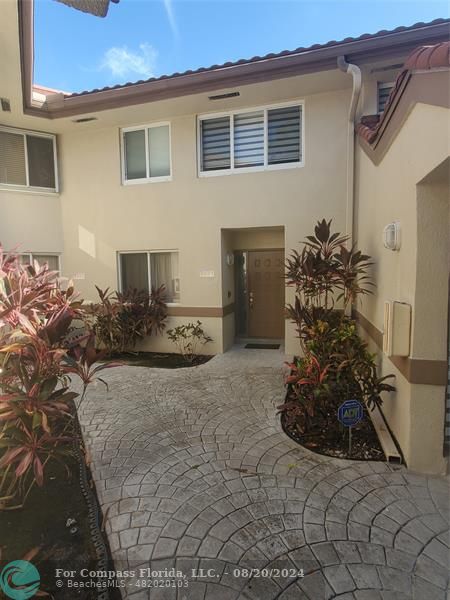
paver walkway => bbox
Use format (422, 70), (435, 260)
(79, 346), (449, 600)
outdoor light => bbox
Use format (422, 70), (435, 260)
(383, 221), (401, 251)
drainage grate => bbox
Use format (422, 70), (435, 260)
(245, 343), (280, 350)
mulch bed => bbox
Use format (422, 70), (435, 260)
(109, 351), (213, 369)
(0, 415), (120, 599)
(281, 390), (385, 461)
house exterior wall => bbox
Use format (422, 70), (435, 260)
(354, 102), (450, 474)
(0, 1), (64, 257)
(56, 87), (350, 355)
(0, 190), (63, 255)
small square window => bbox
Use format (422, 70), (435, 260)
(122, 124), (171, 183)
(119, 251), (180, 303)
(0, 127), (57, 191)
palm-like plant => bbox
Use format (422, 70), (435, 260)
(284, 220), (394, 438)
(286, 219), (374, 349)
(0, 248), (118, 508)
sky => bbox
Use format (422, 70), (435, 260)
(34, 0), (449, 94)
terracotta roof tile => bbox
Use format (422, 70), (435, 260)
(404, 41), (450, 69)
(357, 40), (450, 145)
(66, 17), (449, 98)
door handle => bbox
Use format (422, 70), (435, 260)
(249, 291), (254, 308)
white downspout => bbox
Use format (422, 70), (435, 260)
(337, 55), (362, 244)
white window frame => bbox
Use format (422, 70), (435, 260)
(117, 250), (180, 305)
(197, 99), (305, 177)
(0, 125), (59, 193)
(121, 122), (172, 185)
(19, 252), (61, 272)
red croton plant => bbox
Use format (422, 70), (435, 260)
(0, 248), (117, 509)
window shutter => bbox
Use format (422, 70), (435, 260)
(233, 111), (264, 168)
(377, 83), (394, 114)
(267, 106), (301, 165)
(201, 117), (231, 171)
(0, 131), (26, 185)
(27, 136), (56, 189)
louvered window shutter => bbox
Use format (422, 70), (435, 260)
(200, 117), (231, 171)
(233, 111), (264, 168)
(267, 105), (301, 165)
(377, 83), (394, 114)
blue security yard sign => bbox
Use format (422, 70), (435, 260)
(338, 400), (363, 427)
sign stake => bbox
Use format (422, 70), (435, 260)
(338, 399), (363, 458)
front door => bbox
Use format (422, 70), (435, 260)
(247, 250), (284, 338)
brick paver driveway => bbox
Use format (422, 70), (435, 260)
(79, 346), (449, 599)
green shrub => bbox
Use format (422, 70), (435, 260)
(167, 321), (212, 364)
(93, 286), (168, 356)
(281, 220), (395, 435)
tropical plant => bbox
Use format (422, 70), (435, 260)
(93, 286), (168, 356)
(167, 321), (212, 364)
(286, 219), (373, 351)
(279, 354), (330, 435)
(0, 249), (117, 509)
(282, 220), (395, 437)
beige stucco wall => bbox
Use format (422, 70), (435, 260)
(0, 1), (64, 257)
(0, 190), (63, 254)
(0, 0), (350, 355)
(55, 86), (350, 354)
(355, 102), (450, 474)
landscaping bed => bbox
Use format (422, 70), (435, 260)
(106, 351), (213, 368)
(281, 389), (385, 460)
(0, 436), (119, 599)
(279, 219), (395, 464)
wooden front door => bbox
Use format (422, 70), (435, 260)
(247, 250), (284, 338)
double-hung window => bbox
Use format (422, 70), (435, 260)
(0, 126), (58, 192)
(118, 251), (180, 303)
(199, 102), (303, 175)
(122, 123), (171, 184)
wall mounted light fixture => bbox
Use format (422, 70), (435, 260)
(383, 222), (401, 251)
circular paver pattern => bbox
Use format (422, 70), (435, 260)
(78, 346), (450, 599)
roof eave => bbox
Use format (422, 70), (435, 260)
(18, 0), (450, 120)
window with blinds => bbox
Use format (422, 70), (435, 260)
(200, 117), (231, 171)
(0, 127), (57, 191)
(234, 111), (264, 168)
(199, 102), (303, 174)
(268, 106), (301, 165)
(377, 82), (395, 114)
(122, 123), (171, 183)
